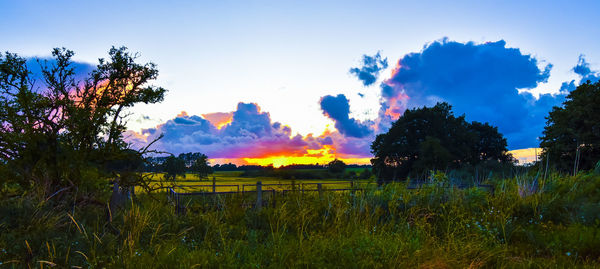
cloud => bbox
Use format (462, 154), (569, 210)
(319, 94), (372, 138)
(327, 131), (373, 158)
(573, 55), (600, 84)
(349, 52), (388, 86)
(130, 102), (338, 159)
(125, 39), (597, 163)
(378, 38), (566, 149)
(556, 55), (598, 94)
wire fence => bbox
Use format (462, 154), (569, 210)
(165, 180), (495, 214)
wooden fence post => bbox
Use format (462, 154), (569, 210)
(212, 176), (217, 193)
(317, 183), (323, 199)
(271, 189), (276, 207)
(175, 190), (180, 214)
(256, 181), (262, 210)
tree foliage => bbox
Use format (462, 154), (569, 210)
(162, 155), (187, 181)
(153, 153), (213, 180)
(327, 159), (346, 174)
(540, 81), (600, 173)
(179, 152), (213, 179)
(371, 102), (513, 182)
(0, 47), (166, 196)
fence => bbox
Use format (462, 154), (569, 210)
(167, 180), (363, 214)
(165, 180), (495, 214)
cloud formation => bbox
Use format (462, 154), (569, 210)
(130, 102), (342, 160)
(378, 39), (564, 149)
(349, 52), (388, 86)
(125, 39), (597, 163)
(319, 94), (372, 138)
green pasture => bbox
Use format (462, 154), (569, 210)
(142, 171), (372, 193)
(3, 171), (600, 267)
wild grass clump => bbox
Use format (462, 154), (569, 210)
(1, 172), (600, 267)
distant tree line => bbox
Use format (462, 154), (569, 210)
(144, 152), (213, 180)
(239, 159), (373, 180)
(145, 159), (371, 173)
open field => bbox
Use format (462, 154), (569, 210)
(143, 171), (372, 193)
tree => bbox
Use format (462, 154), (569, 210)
(327, 159), (346, 174)
(371, 102), (512, 182)
(180, 152), (213, 179)
(0, 47), (166, 196)
(469, 121), (513, 163)
(540, 81), (600, 173)
(413, 136), (453, 172)
(162, 155), (186, 181)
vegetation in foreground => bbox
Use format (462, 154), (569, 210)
(1, 171), (600, 268)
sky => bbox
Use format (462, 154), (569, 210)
(1, 0), (599, 166)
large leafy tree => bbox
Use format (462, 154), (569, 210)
(540, 81), (600, 173)
(189, 154), (213, 180)
(178, 152), (213, 179)
(327, 159), (347, 174)
(0, 47), (166, 196)
(162, 155), (187, 181)
(371, 102), (512, 182)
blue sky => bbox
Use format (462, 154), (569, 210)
(1, 0), (599, 162)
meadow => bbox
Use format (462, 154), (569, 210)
(1, 170), (600, 268)
(145, 170), (370, 193)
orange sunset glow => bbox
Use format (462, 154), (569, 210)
(509, 148), (541, 164)
(241, 145), (371, 167)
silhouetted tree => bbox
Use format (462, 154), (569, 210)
(0, 47), (166, 196)
(162, 155), (186, 181)
(540, 81), (600, 173)
(213, 163), (238, 171)
(371, 102), (512, 182)
(188, 153), (213, 179)
(327, 159), (346, 174)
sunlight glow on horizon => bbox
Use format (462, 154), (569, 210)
(208, 147), (540, 167)
(207, 144), (372, 167)
(509, 148), (541, 164)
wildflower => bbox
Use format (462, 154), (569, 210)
(566, 252), (571, 256)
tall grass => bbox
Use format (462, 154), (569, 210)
(1, 172), (599, 268)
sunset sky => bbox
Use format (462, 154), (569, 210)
(2, 0), (599, 166)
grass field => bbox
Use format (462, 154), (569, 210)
(2, 171), (600, 268)
(144, 171), (373, 193)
